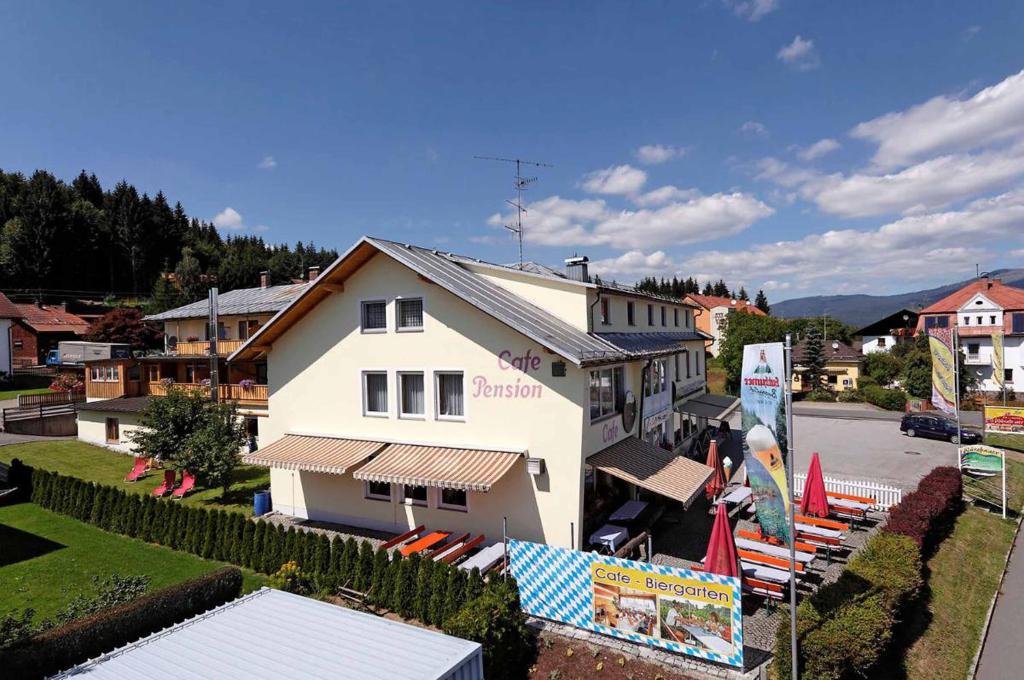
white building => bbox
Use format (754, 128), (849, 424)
(916, 277), (1024, 394)
(228, 238), (727, 550)
(853, 309), (918, 354)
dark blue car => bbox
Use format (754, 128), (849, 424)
(900, 413), (982, 445)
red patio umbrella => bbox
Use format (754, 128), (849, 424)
(705, 439), (726, 500)
(800, 451), (831, 518)
(704, 503), (739, 578)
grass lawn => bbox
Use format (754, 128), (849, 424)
(984, 432), (1024, 454)
(0, 502), (264, 620)
(0, 440), (269, 515)
(904, 505), (1017, 680)
(706, 355), (729, 395)
(0, 387), (52, 401)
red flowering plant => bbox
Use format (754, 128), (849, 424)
(49, 373), (84, 392)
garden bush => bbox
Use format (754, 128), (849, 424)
(444, 577), (532, 680)
(0, 567), (243, 680)
(859, 384), (908, 411)
(886, 466), (963, 556)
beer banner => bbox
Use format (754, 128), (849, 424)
(928, 328), (957, 416)
(992, 332), (1004, 389)
(740, 343), (791, 546)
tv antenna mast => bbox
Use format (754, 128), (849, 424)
(474, 155), (553, 267)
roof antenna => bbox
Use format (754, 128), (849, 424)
(475, 155), (553, 268)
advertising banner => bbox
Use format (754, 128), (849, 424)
(992, 332), (1005, 389)
(928, 328), (957, 416)
(959, 444), (1007, 518)
(959, 444), (1004, 475)
(983, 406), (1024, 435)
(508, 539), (743, 668)
(740, 343), (791, 546)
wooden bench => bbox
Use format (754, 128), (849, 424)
(738, 548), (805, 573)
(381, 525), (425, 551)
(436, 535), (485, 564)
(743, 576), (786, 601)
(736, 529), (819, 555)
(795, 514), (849, 532)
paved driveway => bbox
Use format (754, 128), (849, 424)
(789, 415), (959, 490)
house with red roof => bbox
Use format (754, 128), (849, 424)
(10, 302), (90, 368)
(683, 293), (767, 357)
(915, 276), (1024, 394)
(0, 292), (22, 377)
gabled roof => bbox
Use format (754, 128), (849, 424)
(792, 337), (860, 364)
(231, 237), (700, 367)
(685, 294), (767, 315)
(13, 303), (89, 334)
(144, 283), (308, 321)
(852, 308), (919, 337)
(919, 279), (1024, 314)
(0, 292), (20, 319)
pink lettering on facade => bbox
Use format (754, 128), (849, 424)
(498, 349), (542, 374)
(471, 375), (543, 399)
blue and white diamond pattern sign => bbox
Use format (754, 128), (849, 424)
(509, 539), (743, 668)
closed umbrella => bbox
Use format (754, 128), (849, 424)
(705, 439), (726, 500)
(704, 503), (739, 578)
(800, 451), (831, 518)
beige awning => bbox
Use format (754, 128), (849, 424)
(243, 435), (386, 475)
(588, 437), (713, 508)
(353, 443), (522, 492)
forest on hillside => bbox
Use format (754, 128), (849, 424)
(0, 168), (338, 306)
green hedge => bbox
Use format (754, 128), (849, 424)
(16, 462), (524, 667)
(774, 532), (922, 680)
(859, 384), (908, 411)
(0, 567), (242, 680)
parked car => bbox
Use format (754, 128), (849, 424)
(900, 413), (982, 444)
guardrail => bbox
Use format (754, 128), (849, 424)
(17, 389), (85, 408)
(793, 472), (903, 510)
(2, 402), (78, 425)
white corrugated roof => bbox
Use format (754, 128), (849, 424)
(144, 283), (308, 321)
(51, 588), (482, 680)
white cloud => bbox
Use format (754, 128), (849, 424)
(581, 164), (648, 195)
(487, 192), (773, 250)
(851, 69), (1024, 168)
(213, 207), (245, 230)
(777, 35), (820, 71)
(590, 250), (678, 280)
(963, 25), (981, 41)
(634, 144), (685, 165)
(796, 138), (841, 161)
(258, 155), (276, 170)
(760, 280), (790, 291)
(632, 185), (702, 207)
(739, 120), (769, 138)
(725, 0), (779, 22)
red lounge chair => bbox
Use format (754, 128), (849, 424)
(172, 471), (196, 499)
(124, 457), (148, 482)
(152, 470), (176, 497)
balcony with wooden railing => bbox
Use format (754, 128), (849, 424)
(173, 339), (246, 356)
(146, 381), (268, 405)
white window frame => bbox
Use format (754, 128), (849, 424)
(362, 370), (390, 417)
(438, 487), (469, 512)
(590, 364), (625, 422)
(395, 296), (425, 333)
(397, 371), (426, 419)
(360, 299), (388, 334)
(401, 484), (429, 507)
(363, 480), (392, 502)
(434, 370), (466, 421)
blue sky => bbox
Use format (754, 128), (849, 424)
(3, 1), (1024, 301)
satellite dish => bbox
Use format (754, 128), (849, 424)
(622, 391), (637, 431)
(832, 341), (839, 349)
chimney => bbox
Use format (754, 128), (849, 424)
(307, 266), (320, 282)
(259, 271), (269, 289)
(564, 255), (590, 283)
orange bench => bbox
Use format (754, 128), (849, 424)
(743, 576), (786, 601)
(738, 548), (805, 573)
(828, 490), (875, 504)
(736, 529), (818, 555)
(795, 514), (849, 532)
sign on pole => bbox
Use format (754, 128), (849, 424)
(959, 444), (1007, 519)
(740, 343), (791, 546)
(927, 328), (957, 417)
(508, 539), (744, 668)
(983, 405), (1024, 435)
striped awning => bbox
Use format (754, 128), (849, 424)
(353, 443), (522, 492)
(588, 437), (713, 508)
(243, 435), (386, 475)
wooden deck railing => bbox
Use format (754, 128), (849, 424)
(85, 382), (126, 400)
(146, 381), (267, 404)
(173, 339), (246, 356)
(18, 389), (85, 408)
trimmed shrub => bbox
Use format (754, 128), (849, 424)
(466, 567), (484, 602)
(0, 567), (243, 680)
(339, 537), (358, 586)
(416, 557), (435, 623)
(860, 384), (908, 411)
(328, 535), (344, 581)
(394, 553), (419, 618)
(369, 548), (390, 602)
(242, 519), (259, 570)
(887, 466), (962, 556)
(354, 540), (375, 593)
(427, 562), (449, 627)
(443, 567), (467, 625)
(443, 577), (532, 680)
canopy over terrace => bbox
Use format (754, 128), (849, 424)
(588, 436), (714, 508)
(244, 434), (524, 492)
(675, 393), (739, 422)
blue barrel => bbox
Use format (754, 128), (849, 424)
(253, 490), (271, 517)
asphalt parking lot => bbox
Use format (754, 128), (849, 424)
(788, 414), (959, 490)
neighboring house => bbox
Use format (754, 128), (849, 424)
(854, 308), (919, 354)
(227, 237), (722, 549)
(77, 270), (313, 451)
(790, 337), (862, 393)
(914, 276), (1024, 394)
(10, 303), (89, 367)
(0, 292), (21, 377)
(684, 294), (767, 357)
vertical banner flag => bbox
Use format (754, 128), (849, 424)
(508, 540), (744, 668)
(992, 332), (1005, 389)
(928, 328), (957, 416)
(740, 343), (791, 546)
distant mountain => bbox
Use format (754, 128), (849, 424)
(771, 268), (1024, 328)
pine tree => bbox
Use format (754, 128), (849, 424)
(246, 520), (263, 570)
(122, 496), (139, 537)
(754, 289), (770, 314)
(427, 564), (449, 626)
(387, 557), (405, 612)
(138, 495), (155, 543)
(466, 568), (484, 602)
(329, 536), (344, 581)
(89, 486), (107, 526)
(355, 541), (375, 592)
(340, 537), (358, 585)
(738, 286), (749, 301)
(283, 527), (298, 564)
(303, 531), (319, 570)
(396, 553), (420, 618)
(702, 281), (714, 296)
(443, 568), (467, 624)
(316, 534), (331, 575)
(369, 548), (390, 604)
(263, 525), (284, 574)
(802, 324), (828, 392)
(416, 557), (434, 622)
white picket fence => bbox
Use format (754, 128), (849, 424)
(793, 473), (902, 510)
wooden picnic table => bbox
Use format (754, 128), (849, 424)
(458, 542), (506, 573)
(399, 531), (451, 556)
